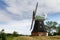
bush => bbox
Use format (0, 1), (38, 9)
(12, 31), (18, 37)
(1, 29), (6, 40)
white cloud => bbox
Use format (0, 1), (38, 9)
(5, 0), (37, 15)
(0, 19), (31, 35)
(0, 10), (12, 21)
(38, 0), (60, 13)
(0, 0), (60, 35)
(4, 0), (60, 20)
(36, 0), (60, 19)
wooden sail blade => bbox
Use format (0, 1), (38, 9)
(30, 11), (35, 30)
(30, 18), (33, 30)
(34, 2), (38, 14)
(30, 2), (38, 30)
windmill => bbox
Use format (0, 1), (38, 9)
(30, 2), (47, 36)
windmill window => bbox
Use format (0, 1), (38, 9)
(40, 22), (41, 24)
(40, 26), (42, 28)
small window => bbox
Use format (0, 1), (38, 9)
(40, 26), (42, 28)
(40, 22), (41, 24)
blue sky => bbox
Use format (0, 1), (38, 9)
(0, 0), (60, 35)
(47, 13), (60, 22)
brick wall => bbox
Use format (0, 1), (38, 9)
(31, 32), (48, 36)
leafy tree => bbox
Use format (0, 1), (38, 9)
(12, 31), (18, 37)
(45, 21), (57, 36)
(1, 29), (6, 40)
(0, 31), (1, 38)
(56, 24), (60, 35)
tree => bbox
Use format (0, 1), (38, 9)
(45, 21), (57, 36)
(12, 31), (18, 37)
(56, 24), (60, 35)
(1, 29), (6, 40)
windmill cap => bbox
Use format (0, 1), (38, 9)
(35, 16), (45, 20)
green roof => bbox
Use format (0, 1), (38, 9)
(35, 16), (45, 20)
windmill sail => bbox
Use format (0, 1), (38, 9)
(30, 2), (38, 30)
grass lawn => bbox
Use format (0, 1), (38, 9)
(0, 38), (2, 40)
(12, 36), (60, 40)
(1, 36), (60, 40)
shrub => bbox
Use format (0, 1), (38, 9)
(1, 29), (6, 40)
(12, 31), (18, 37)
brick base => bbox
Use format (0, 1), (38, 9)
(31, 32), (48, 36)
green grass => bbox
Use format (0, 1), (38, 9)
(0, 38), (2, 40)
(6, 37), (13, 40)
(1, 36), (60, 40)
(0, 36), (13, 40)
